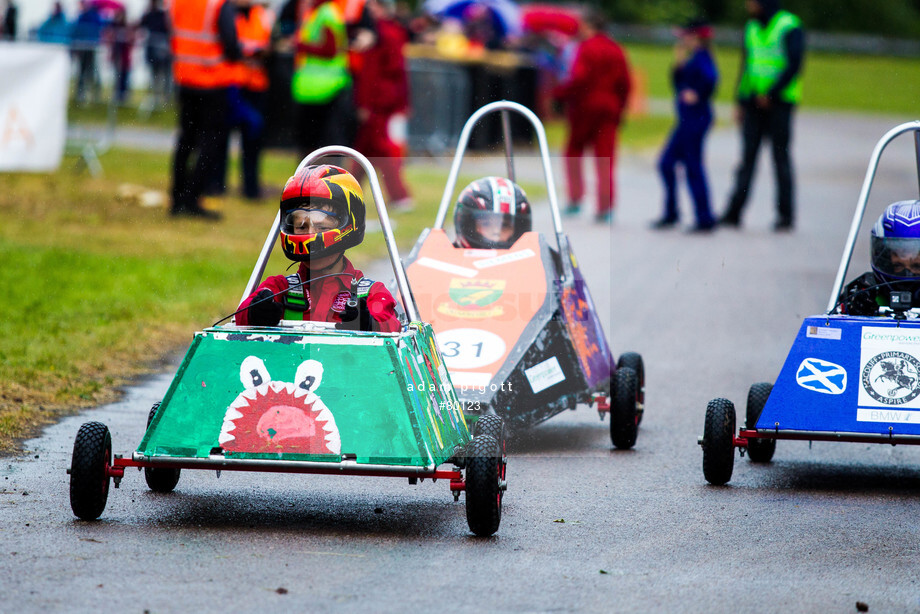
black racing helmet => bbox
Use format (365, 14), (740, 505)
(454, 176), (532, 249)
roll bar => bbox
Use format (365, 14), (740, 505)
(432, 100), (565, 251)
(239, 146), (421, 323)
(827, 121), (920, 313)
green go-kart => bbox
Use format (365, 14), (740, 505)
(68, 147), (507, 536)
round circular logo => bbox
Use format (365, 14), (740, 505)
(436, 328), (507, 370)
(861, 351), (920, 405)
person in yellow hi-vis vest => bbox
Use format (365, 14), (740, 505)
(291, 0), (354, 159)
(720, 0), (804, 232)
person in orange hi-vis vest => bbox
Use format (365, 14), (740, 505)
(213, 0), (274, 200)
(168, 0), (241, 219)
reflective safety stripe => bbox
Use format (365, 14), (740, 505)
(171, 28), (220, 43)
(172, 53), (226, 67)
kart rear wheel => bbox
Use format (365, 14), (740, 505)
(69, 421), (112, 520)
(144, 402), (181, 493)
(745, 382), (776, 463)
(610, 367), (639, 449)
(465, 434), (502, 537)
(702, 398), (736, 486)
(617, 352), (645, 425)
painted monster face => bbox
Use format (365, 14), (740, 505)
(218, 356), (341, 455)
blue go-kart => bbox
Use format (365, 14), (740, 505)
(700, 121), (920, 485)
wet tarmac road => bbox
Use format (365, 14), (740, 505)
(3, 112), (920, 612)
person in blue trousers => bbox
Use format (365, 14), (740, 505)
(652, 19), (718, 232)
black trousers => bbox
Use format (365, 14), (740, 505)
(295, 87), (355, 162)
(724, 102), (795, 224)
(212, 88), (267, 199)
(171, 86), (229, 212)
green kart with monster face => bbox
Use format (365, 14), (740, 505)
(67, 147), (506, 537)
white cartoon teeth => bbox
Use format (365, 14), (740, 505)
(324, 429), (341, 454)
(221, 356), (341, 454)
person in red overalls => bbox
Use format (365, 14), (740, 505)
(553, 8), (631, 224)
(349, 0), (413, 210)
(236, 165), (401, 332)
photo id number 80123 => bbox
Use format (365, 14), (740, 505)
(462, 401), (482, 412)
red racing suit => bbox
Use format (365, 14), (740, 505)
(554, 33), (632, 215)
(236, 258), (400, 332)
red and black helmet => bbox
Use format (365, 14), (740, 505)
(454, 176), (532, 249)
(279, 165), (366, 261)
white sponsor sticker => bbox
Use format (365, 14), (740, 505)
(795, 358), (847, 395)
(806, 326), (842, 340)
(859, 327), (920, 409)
(525, 356), (566, 393)
(472, 248), (536, 269)
(417, 257), (478, 278)
(856, 407), (920, 423)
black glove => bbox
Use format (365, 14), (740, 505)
(248, 289), (283, 326)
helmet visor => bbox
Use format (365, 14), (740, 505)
(460, 209), (529, 249)
(282, 208), (343, 234)
(872, 235), (920, 280)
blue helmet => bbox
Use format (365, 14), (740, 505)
(871, 200), (920, 282)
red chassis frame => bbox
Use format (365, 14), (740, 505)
(105, 456), (468, 499)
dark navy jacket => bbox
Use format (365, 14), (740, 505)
(673, 48), (718, 125)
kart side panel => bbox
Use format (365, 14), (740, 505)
(406, 230), (614, 428)
(138, 326), (468, 467)
(406, 229), (555, 402)
(757, 315), (920, 436)
(558, 235), (615, 390)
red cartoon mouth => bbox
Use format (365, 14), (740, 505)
(219, 381), (341, 455)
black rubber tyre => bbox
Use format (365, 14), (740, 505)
(144, 402), (181, 493)
(610, 367), (639, 449)
(617, 352), (645, 425)
(473, 414), (506, 453)
(702, 398), (736, 486)
(465, 434), (502, 537)
(745, 382), (777, 463)
(69, 421), (112, 520)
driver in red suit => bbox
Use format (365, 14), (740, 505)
(236, 165), (400, 332)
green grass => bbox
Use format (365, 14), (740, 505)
(625, 43), (920, 116)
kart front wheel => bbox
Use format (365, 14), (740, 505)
(473, 414), (507, 464)
(702, 398), (736, 485)
(69, 421), (113, 520)
(465, 434), (503, 537)
(611, 366), (639, 449)
(617, 352), (645, 425)
(144, 403), (181, 493)
(745, 382), (776, 463)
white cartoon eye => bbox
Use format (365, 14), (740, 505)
(240, 356), (271, 389)
(294, 359), (323, 394)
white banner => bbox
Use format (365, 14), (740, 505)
(0, 42), (69, 171)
